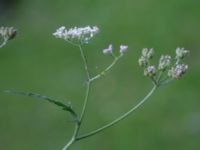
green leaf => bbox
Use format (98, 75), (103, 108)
(2, 90), (78, 121)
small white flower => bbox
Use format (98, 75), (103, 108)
(168, 64), (188, 79)
(119, 45), (128, 53)
(52, 26), (66, 38)
(175, 47), (189, 59)
(142, 48), (154, 59)
(158, 55), (171, 71)
(103, 44), (113, 54)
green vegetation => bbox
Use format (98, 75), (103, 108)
(0, 0), (199, 150)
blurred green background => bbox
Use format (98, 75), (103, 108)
(0, 0), (200, 149)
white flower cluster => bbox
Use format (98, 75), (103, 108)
(53, 26), (99, 44)
(166, 47), (189, 79)
(0, 26), (17, 40)
(138, 47), (189, 82)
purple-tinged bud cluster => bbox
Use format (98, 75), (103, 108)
(168, 64), (188, 79)
(120, 45), (128, 53)
(102, 44), (128, 55)
(144, 66), (156, 77)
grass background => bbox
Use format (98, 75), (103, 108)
(0, 0), (200, 149)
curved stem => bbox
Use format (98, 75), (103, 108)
(79, 45), (91, 122)
(90, 54), (122, 82)
(62, 45), (92, 150)
(0, 38), (7, 48)
(80, 81), (91, 122)
(62, 123), (80, 150)
(77, 85), (157, 140)
(79, 45), (91, 123)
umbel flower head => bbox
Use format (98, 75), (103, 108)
(138, 47), (189, 85)
(0, 26), (17, 40)
(53, 26), (99, 45)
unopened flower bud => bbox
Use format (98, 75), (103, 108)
(119, 44), (128, 53)
(168, 64), (188, 79)
(138, 56), (148, 67)
(175, 47), (189, 59)
(158, 55), (171, 71)
(103, 44), (113, 54)
(142, 48), (154, 59)
(144, 66), (156, 77)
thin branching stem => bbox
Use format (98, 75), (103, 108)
(76, 85), (157, 140)
(62, 45), (92, 150)
(79, 45), (91, 122)
(90, 54), (122, 82)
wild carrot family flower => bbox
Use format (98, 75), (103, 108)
(139, 47), (189, 84)
(53, 26), (99, 44)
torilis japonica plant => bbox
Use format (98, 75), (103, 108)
(0, 25), (189, 150)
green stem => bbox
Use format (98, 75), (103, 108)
(62, 123), (80, 150)
(0, 38), (7, 48)
(90, 54), (122, 82)
(62, 45), (92, 150)
(79, 45), (91, 122)
(77, 85), (157, 140)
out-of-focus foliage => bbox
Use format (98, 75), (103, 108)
(0, 0), (199, 150)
